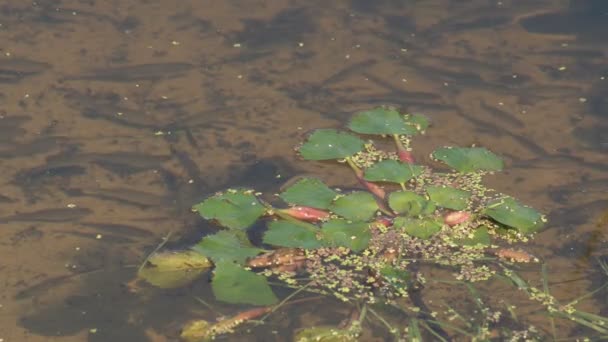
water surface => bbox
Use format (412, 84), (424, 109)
(0, 0), (606, 341)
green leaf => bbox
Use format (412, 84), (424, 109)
(426, 186), (471, 210)
(193, 190), (266, 230)
(321, 219), (371, 252)
(279, 177), (338, 209)
(432, 147), (503, 173)
(192, 231), (263, 264)
(348, 107), (423, 135)
(294, 326), (358, 342)
(405, 113), (430, 132)
(363, 160), (423, 184)
(395, 217), (443, 239)
(263, 220), (323, 249)
(456, 226), (492, 246)
(138, 251), (212, 288)
(299, 129), (364, 160)
(212, 260), (278, 305)
(379, 266), (411, 292)
(388, 191), (436, 216)
(330, 192), (378, 221)
(180, 320), (214, 342)
(484, 197), (545, 233)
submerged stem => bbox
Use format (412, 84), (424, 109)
(138, 231), (172, 273)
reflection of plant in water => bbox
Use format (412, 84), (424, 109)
(129, 107), (608, 341)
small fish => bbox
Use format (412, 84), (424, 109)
(0, 58), (51, 83)
(0, 136), (71, 158)
(0, 116), (29, 143)
(54, 230), (135, 243)
(65, 63), (194, 82)
(46, 151), (170, 175)
(63, 187), (165, 208)
(0, 194), (14, 203)
(80, 222), (155, 238)
(0, 207), (92, 223)
(0, 115), (31, 128)
(13, 162), (86, 188)
(81, 105), (160, 129)
(480, 101), (525, 129)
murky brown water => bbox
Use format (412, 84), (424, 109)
(0, 0), (606, 341)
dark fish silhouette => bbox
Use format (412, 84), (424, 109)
(0, 207), (92, 223)
(80, 222), (155, 238)
(65, 63), (194, 82)
(0, 58), (51, 83)
(63, 187), (165, 208)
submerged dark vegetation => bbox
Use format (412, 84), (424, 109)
(130, 107), (608, 341)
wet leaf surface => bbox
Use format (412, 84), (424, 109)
(348, 107), (427, 135)
(137, 251), (212, 288)
(456, 226), (491, 246)
(329, 192), (378, 221)
(388, 191), (436, 216)
(484, 197), (545, 233)
(321, 219), (371, 252)
(432, 147), (503, 173)
(280, 177), (337, 209)
(212, 261), (278, 306)
(394, 217), (443, 239)
(294, 325), (358, 342)
(363, 160), (423, 184)
(299, 129), (364, 160)
(263, 220), (323, 249)
(193, 190), (266, 230)
(426, 186), (471, 210)
(193, 230), (263, 264)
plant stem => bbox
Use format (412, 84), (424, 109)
(345, 157), (395, 216)
(541, 264), (557, 340)
(138, 231), (172, 273)
(345, 156), (362, 176)
(393, 134), (407, 154)
(259, 282), (314, 322)
(368, 306), (399, 337)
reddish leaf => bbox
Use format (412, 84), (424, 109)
(444, 211), (471, 226)
(398, 150), (415, 164)
(281, 206), (330, 222)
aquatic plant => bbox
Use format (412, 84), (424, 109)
(132, 107), (608, 341)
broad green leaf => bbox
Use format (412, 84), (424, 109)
(294, 326), (358, 342)
(484, 197), (545, 233)
(212, 260), (278, 305)
(456, 226), (492, 246)
(193, 190), (265, 230)
(405, 113), (430, 132)
(321, 219), (371, 252)
(138, 251), (212, 288)
(388, 191), (436, 216)
(395, 217), (443, 239)
(279, 177), (337, 209)
(263, 220), (323, 249)
(192, 230), (263, 264)
(330, 192), (378, 221)
(432, 147), (503, 173)
(348, 107), (423, 135)
(299, 129), (364, 160)
(379, 266), (411, 293)
(180, 320), (214, 342)
(426, 186), (471, 210)
(363, 160), (423, 184)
